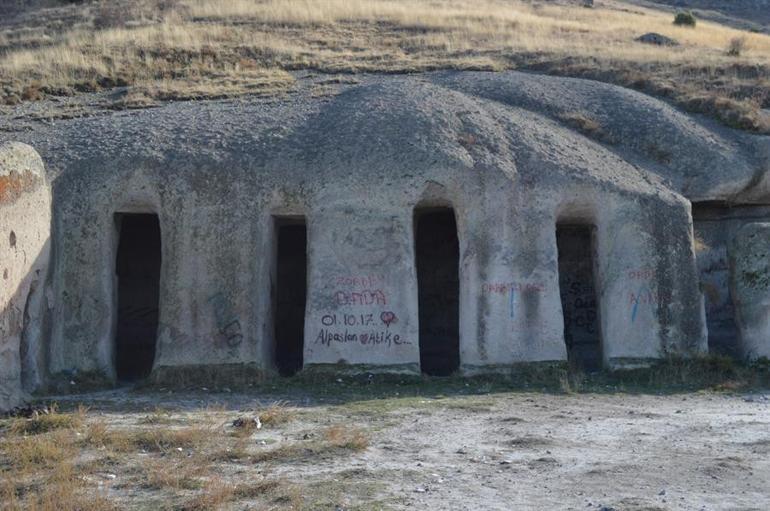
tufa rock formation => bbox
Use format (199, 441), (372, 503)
(0, 71), (768, 407)
(0, 142), (51, 410)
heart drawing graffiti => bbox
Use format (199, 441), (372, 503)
(380, 311), (398, 328)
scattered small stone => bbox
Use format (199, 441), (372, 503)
(636, 33), (679, 46)
(414, 486), (428, 493)
(7, 403), (54, 418)
(232, 416), (262, 430)
(659, 489), (666, 496)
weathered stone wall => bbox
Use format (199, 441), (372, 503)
(40, 77), (707, 379)
(11, 72), (757, 381)
(0, 142), (50, 410)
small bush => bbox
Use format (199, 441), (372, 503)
(674, 11), (697, 27)
(323, 425), (369, 451)
(727, 37), (747, 57)
(8, 404), (85, 436)
(259, 403), (294, 427)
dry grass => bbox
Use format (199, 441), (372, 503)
(259, 402), (295, 427)
(252, 424), (369, 463)
(1, 465), (118, 511)
(178, 477), (303, 510)
(323, 424), (370, 450)
(142, 457), (207, 490)
(0, 402), (311, 509)
(0, 0), (768, 130)
(0, 407), (117, 511)
(178, 478), (235, 511)
(85, 423), (213, 453)
(2, 429), (75, 470)
(136, 406), (175, 425)
(7, 404), (86, 436)
(558, 111), (616, 143)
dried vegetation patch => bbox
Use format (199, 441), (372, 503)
(252, 424), (369, 464)
(0, 399), (365, 509)
(0, 0), (768, 131)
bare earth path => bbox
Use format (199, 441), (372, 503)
(37, 387), (770, 510)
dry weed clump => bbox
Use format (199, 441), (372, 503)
(558, 111), (616, 144)
(2, 429), (75, 470)
(89, 424), (213, 453)
(323, 425), (370, 450)
(1, 421), (117, 511)
(177, 478), (235, 511)
(136, 406), (178, 425)
(252, 424), (369, 463)
(178, 477), (303, 510)
(227, 403), (294, 438)
(0, 401), (304, 509)
(259, 402), (295, 427)
(7, 403), (86, 436)
(727, 37), (748, 57)
(141, 458), (207, 490)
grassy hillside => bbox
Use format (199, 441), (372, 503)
(1, 0), (769, 132)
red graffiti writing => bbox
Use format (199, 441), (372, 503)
(330, 274), (386, 289)
(334, 289), (387, 306)
(380, 311), (398, 328)
(628, 268), (656, 280)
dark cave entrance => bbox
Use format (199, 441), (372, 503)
(415, 208), (460, 376)
(115, 213), (161, 381)
(691, 202), (742, 358)
(557, 224), (602, 371)
(274, 218), (307, 376)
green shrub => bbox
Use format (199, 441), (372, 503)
(674, 11), (697, 27)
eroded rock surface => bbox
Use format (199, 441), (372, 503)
(0, 142), (50, 410)
(0, 71), (767, 381)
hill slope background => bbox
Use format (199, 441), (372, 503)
(1, 0), (769, 132)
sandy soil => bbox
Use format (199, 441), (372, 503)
(37, 386), (770, 510)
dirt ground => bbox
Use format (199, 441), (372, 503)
(4, 378), (769, 511)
